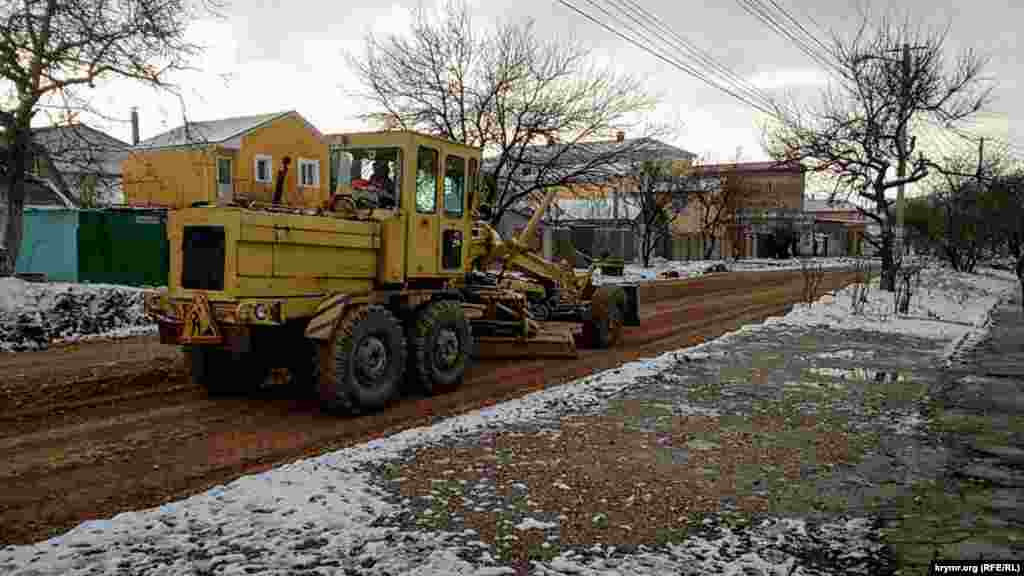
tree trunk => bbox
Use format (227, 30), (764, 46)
(702, 234), (716, 260)
(875, 196), (897, 291)
(879, 226), (896, 292)
(1016, 252), (1024, 312)
(1, 112), (32, 277)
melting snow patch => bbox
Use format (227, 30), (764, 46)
(816, 348), (867, 360)
(766, 264), (1015, 356)
(0, 278), (158, 352)
(514, 518), (557, 531)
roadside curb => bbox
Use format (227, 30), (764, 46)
(942, 291), (1012, 370)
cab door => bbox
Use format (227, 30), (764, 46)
(407, 144), (440, 277)
(439, 153), (468, 277)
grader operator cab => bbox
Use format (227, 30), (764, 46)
(145, 130), (639, 415)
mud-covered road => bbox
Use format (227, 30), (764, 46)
(0, 269), (864, 546)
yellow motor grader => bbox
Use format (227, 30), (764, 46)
(145, 130), (638, 414)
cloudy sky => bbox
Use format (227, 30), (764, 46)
(63, 0), (1022, 193)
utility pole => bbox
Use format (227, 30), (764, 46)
(977, 137), (986, 179)
(895, 42), (911, 259)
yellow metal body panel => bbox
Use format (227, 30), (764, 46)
(167, 206), (380, 320)
(377, 215), (406, 284)
(409, 214), (438, 275)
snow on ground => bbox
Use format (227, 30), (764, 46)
(0, 262), (1016, 574)
(0, 277), (158, 352)
(593, 256), (871, 284)
(762, 265), (1017, 348)
(0, 333), (885, 576)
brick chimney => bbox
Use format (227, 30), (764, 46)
(616, 130), (625, 142)
(130, 107), (140, 145)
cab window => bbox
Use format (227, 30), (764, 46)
(444, 155), (465, 217)
(331, 147), (402, 209)
(416, 146), (438, 213)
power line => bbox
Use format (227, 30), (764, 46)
(554, 0), (779, 117)
(763, 0), (837, 64)
(606, 0), (776, 111)
(735, 0), (843, 77)
(580, 0), (778, 115)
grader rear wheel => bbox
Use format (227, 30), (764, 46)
(410, 300), (472, 395)
(318, 305), (407, 414)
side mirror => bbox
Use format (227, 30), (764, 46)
(477, 203), (492, 222)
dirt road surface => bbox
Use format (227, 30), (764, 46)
(0, 269), (864, 546)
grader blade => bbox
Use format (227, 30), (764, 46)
(474, 322), (579, 359)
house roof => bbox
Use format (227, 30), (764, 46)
(135, 110), (320, 150)
(549, 198), (641, 222)
(482, 137), (696, 178)
(693, 160), (805, 176)
(31, 123), (130, 176)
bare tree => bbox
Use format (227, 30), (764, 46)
(29, 122), (133, 207)
(764, 13), (992, 290)
(929, 152), (1006, 272)
(346, 0), (662, 226)
(621, 159), (691, 267)
(0, 0), (225, 275)
(689, 166), (753, 260)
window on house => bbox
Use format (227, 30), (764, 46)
(444, 155), (465, 217)
(416, 146), (438, 213)
(298, 158), (320, 188)
(254, 155), (272, 183)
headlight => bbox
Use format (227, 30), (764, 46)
(254, 303), (270, 320)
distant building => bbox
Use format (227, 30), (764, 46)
(30, 123), (130, 206)
(803, 195), (868, 256)
(482, 132), (696, 262)
(122, 110), (328, 209)
(673, 160), (807, 259)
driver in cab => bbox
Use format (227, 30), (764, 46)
(367, 160), (396, 208)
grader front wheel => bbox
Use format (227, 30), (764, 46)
(410, 300), (472, 395)
(318, 305), (407, 414)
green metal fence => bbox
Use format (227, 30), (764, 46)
(77, 208), (169, 287)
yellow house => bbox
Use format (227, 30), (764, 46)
(121, 110), (329, 209)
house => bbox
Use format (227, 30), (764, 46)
(30, 123), (131, 206)
(673, 160), (808, 259)
(482, 132), (696, 262)
(803, 195), (868, 256)
(122, 110), (329, 209)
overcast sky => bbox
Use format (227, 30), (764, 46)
(65, 0), (1021, 194)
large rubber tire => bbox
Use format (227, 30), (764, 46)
(528, 300), (551, 322)
(320, 305), (406, 414)
(187, 347), (266, 396)
(410, 300), (473, 395)
(584, 286), (626, 349)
